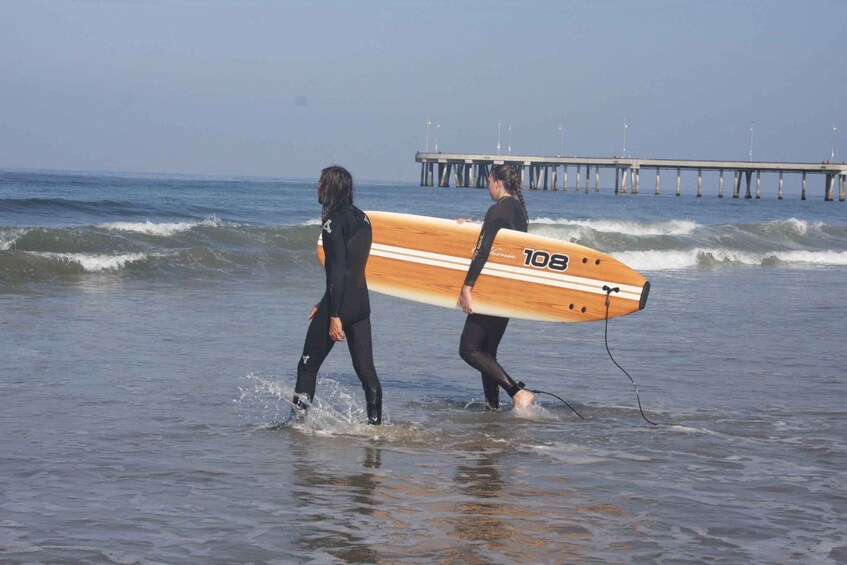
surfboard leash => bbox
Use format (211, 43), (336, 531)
(603, 286), (658, 426)
(528, 387), (585, 419)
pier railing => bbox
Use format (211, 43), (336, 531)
(415, 152), (847, 201)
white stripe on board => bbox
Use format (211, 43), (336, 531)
(370, 243), (643, 302)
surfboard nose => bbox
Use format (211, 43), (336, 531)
(639, 281), (651, 310)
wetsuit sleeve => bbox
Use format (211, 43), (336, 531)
(464, 205), (510, 287)
(322, 215), (348, 318)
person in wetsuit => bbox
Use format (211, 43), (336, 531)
(457, 164), (535, 410)
(292, 165), (383, 425)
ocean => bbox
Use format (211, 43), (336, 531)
(1, 169), (846, 564)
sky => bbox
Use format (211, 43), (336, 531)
(1, 0), (845, 181)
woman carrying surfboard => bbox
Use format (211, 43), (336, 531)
(457, 164), (535, 410)
(292, 165), (383, 425)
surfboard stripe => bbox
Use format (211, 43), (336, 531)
(371, 243), (643, 302)
(319, 238), (643, 303)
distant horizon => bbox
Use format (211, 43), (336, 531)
(5, 141), (847, 186)
(0, 164), (421, 184)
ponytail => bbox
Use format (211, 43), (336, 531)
(491, 164), (528, 224)
(514, 183), (529, 224)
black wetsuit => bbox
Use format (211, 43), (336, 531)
(294, 203), (382, 424)
(459, 196), (528, 409)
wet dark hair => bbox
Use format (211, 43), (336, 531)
(491, 164), (527, 223)
(318, 165), (353, 221)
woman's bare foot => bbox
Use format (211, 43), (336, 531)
(512, 389), (535, 409)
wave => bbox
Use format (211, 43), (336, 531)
(532, 217), (700, 237)
(0, 250), (152, 280)
(1, 228), (26, 250)
(2, 219), (319, 254)
(96, 216), (226, 236)
(2, 215), (846, 283)
(615, 249), (847, 271)
(530, 219), (701, 253)
(35, 252), (150, 272)
(0, 220), (323, 282)
(1, 197), (155, 219)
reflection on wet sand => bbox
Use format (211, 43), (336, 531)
(289, 435), (384, 563)
(284, 422), (636, 563)
(446, 445), (575, 563)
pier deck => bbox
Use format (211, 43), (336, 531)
(416, 152), (847, 200)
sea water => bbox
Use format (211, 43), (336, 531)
(1, 169), (846, 563)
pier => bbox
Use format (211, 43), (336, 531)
(416, 152), (847, 201)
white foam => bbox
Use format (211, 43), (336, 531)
(612, 250), (702, 271)
(762, 217), (826, 236)
(238, 373), (379, 434)
(0, 229), (26, 250)
(98, 216), (221, 236)
(667, 425), (718, 435)
(510, 402), (558, 421)
(614, 248), (847, 271)
(36, 252), (148, 272)
(769, 250), (847, 266)
(779, 217), (811, 235)
(531, 217), (699, 236)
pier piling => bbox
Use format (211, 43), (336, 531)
(825, 174), (835, 201)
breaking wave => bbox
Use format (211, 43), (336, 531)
(97, 216), (227, 236)
(532, 217), (700, 237)
(2, 215), (846, 282)
(614, 249), (847, 271)
(0, 219), (322, 282)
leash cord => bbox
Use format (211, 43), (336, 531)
(530, 389), (585, 419)
(603, 286), (658, 426)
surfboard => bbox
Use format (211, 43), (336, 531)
(317, 211), (650, 323)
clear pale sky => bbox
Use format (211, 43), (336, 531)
(2, 0), (845, 181)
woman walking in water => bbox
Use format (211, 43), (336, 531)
(293, 165), (383, 425)
(457, 164), (535, 411)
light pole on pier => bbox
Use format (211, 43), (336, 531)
(749, 121), (754, 162)
(832, 123), (837, 163)
(621, 120), (628, 157)
(497, 121), (501, 155)
(508, 124), (512, 155)
(559, 122), (564, 157)
(425, 118), (431, 151)
(435, 123), (440, 153)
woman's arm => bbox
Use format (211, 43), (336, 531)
(322, 215), (348, 340)
(458, 204), (510, 311)
(463, 209), (508, 288)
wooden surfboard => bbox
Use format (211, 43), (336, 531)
(317, 211), (650, 323)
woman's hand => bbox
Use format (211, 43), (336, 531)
(457, 285), (474, 314)
(308, 304), (319, 321)
(329, 316), (346, 341)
